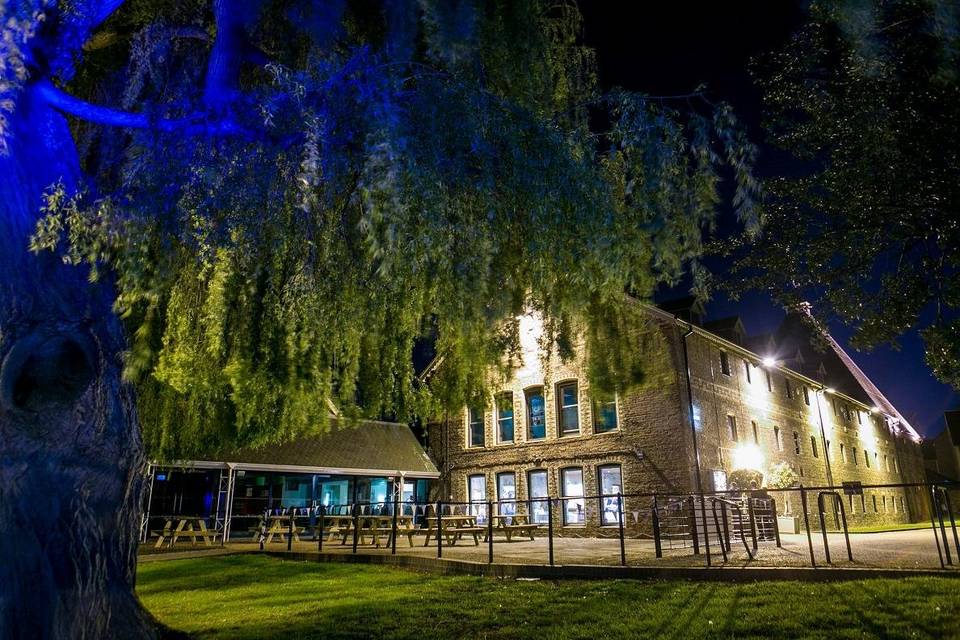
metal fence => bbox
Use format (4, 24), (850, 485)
(149, 480), (960, 571)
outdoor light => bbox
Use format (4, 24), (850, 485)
(762, 357), (777, 368)
(824, 387), (836, 394)
(732, 443), (764, 471)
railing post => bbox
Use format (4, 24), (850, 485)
(935, 487), (953, 565)
(747, 497), (758, 552)
(487, 500), (494, 564)
(699, 494), (712, 567)
(652, 496), (662, 559)
(287, 507), (294, 552)
(771, 497), (782, 548)
(817, 493), (832, 564)
(352, 503), (359, 554)
(688, 496), (700, 555)
(929, 487), (946, 569)
(547, 497), (554, 567)
(617, 492), (626, 567)
(318, 505), (325, 552)
(719, 499), (731, 552)
(710, 500), (728, 563)
(940, 486), (960, 560)
(800, 485), (816, 568)
(391, 497), (399, 555)
(436, 500), (443, 559)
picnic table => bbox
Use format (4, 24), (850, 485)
(489, 513), (539, 542)
(259, 514), (304, 545)
(423, 514), (485, 546)
(321, 513), (416, 548)
(152, 517), (220, 548)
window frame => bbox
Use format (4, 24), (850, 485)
(467, 406), (485, 448)
(793, 431), (801, 455)
(597, 464), (624, 527)
(556, 380), (581, 436)
(467, 474), (487, 523)
(524, 386), (546, 441)
(560, 467), (585, 526)
(495, 392), (515, 444)
(744, 359), (752, 384)
(496, 471), (517, 516)
(719, 350), (731, 376)
(727, 414), (738, 442)
(774, 426), (783, 452)
(527, 469), (549, 525)
(751, 420), (759, 445)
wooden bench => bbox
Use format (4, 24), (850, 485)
(152, 518), (220, 548)
(499, 523), (539, 542)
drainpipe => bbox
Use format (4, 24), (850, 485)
(680, 323), (712, 566)
(815, 388), (835, 488)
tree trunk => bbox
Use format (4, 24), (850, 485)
(0, 84), (160, 638)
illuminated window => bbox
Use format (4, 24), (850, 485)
(592, 393), (618, 434)
(774, 426), (783, 451)
(884, 454), (889, 472)
(527, 470), (549, 524)
(810, 436), (818, 458)
(793, 431), (801, 455)
(727, 415), (738, 442)
(720, 350), (731, 376)
(895, 458), (900, 474)
(752, 420), (759, 445)
(598, 465), (623, 526)
(468, 407), (485, 448)
(557, 382), (580, 435)
(497, 472), (516, 516)
(525, 387), (545, 440)
(561, 468), (585, 525)
(468, 475), (487, 523)
(900, 496), (905, 512)
(496, 392), (514, 443)
(744, 360), (752, 383)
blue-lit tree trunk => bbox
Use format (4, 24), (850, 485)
(0, 62), (158, 640)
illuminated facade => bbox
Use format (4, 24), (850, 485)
(426, 299), (927, 534)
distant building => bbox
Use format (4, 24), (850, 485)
(923, 411), (960, 483)
(425, 299), (927, 535)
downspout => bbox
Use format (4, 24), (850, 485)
(680, 323), (712, 566)
(815, 388), (835, 487)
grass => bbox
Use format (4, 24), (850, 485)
(137, 555), (960, 639)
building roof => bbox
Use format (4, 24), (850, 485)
(703, 316), (746, 345)
(203, 420), (439, 477)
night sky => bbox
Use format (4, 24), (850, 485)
(579, 1), (959, 437)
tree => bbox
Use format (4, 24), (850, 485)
(727, 0), (960, 388)
(0, 1), (757, 635)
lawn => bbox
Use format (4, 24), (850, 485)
(137, 555), (960, 639)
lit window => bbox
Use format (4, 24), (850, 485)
(496, 392), (514, 443)
(525, 387), (545, 440)
(774, 426), (783, 451)
(557, 382), (580, 435)
(468, 407), (485, 448)
(527, 470), (549, 524)
(561, 468), (585, 525)
(727, 415), (738, 442)
(468, 475), (487, 523)
(720, 350), (731, 376)
(752, 420), (759, 445)
(497, 472), (516, 516)
(592, 393), (618, 434)
(744, 360), (752, 383)
(811, 436), (819, 458)
(793, 431), (801, 455)
(598, 465), (623, 526)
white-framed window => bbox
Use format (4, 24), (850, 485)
(557, 381), (580, 435)
(561, 467), (585, 525)
(496, 392), (514, 443)
(527, 470), (549, 524)
(468, 474), (487, 523)
(598, 464), (623, 526)
(468, 406), (485, 448)
(497, 472), (517, 516)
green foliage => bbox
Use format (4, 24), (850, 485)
(728, 0), (960, 388)
(728, 468), (764, 491)
(23, 0), (759, 459)
(766, 461), (799, 489)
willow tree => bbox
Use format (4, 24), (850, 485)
(0, 0), (757, 635)
(728, 0), (960, 388)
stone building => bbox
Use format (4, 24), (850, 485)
(425, 299), (927, 535)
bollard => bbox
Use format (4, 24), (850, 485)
(547, 497), (554, 567)
(487, 500), (494, 564)
(618, 492), (626, 566)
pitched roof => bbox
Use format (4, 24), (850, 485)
(212, 419), (439, 476)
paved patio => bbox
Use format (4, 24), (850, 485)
(146, 527), (960, 571)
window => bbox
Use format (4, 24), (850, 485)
(864, 450), (870, 468)
(882, 495), (887, 513)
(849, 494), (855, 513)
(561, 468), (585, 525)
(852, 447), (858, 466)
(884, 455), (889, 472)
(895, 458), (900, 475)
(744, 360), (752, 384)
(468, 407), (485, 448)
(598, 465), (623, 526)
(856, 410), (863, 425)
(793, 431), (801, 455)
(784, 378), (792, 399)
(833, 398), (840, 417)
(774, 426), (783, 451)
(893, 495), (898, 514)
(497, 472), (517, 516)
(496, 392), (514, 443)
(811, 436), (819, 458)
(872, 495), (878, 512)
(727, 415), (739, 442)
(468, 475), (487, 523)
(900, 496), (905, 513)
(752, 420), (759, 445)
(720, 350), (731, 376)
(840, 443), (846, 464)
(557, 382), (580, 435)
(803, 386), (810, 406)
(766, 370), (773, 392)
(593, 393), (618, 433)
(525, 387), (545, 440)
(527, 470), (549, 524)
